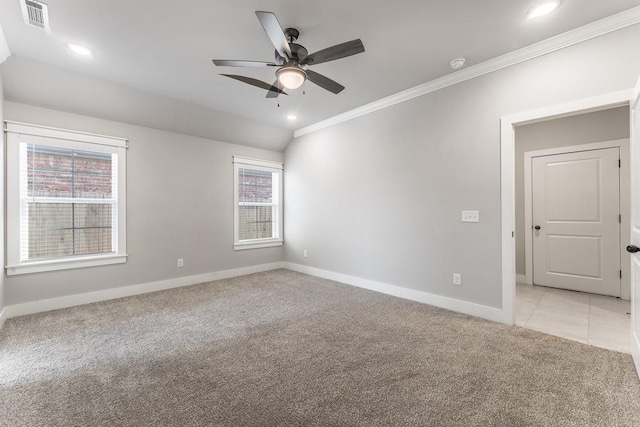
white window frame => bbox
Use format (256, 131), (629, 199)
(233, 156), (283, 250)
(5, 121), (128, 275)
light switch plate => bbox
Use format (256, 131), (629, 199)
(462, 210), (479, 223)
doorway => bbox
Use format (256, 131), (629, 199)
(517, 115), (630, 352)
(500, 94), (633, 353)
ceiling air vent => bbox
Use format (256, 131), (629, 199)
(20, 0), (51, 31)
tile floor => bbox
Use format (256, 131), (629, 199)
(516, 283), (631, 353)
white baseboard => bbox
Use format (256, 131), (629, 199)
(3, 262), (286, 320)
(516, 274), (526, 284)
(0, 307), (7, 330)
(1, 261), (508, 327)
(284, 262), (507, 324)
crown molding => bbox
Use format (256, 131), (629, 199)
(294, 6), (640, 138)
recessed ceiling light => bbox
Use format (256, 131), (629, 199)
(286, 114), (298, 121)
(67, 43), (93, 57)
(527, 1), (560, 19)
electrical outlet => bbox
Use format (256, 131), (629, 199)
(303, 249), (308, 258)
(461, 210), (480, 223)
(453, 273), (461, 286)
(177, 258), (184, 268)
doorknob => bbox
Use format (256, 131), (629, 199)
(627, 245), (640, 253)
(534, 225), (541, 230)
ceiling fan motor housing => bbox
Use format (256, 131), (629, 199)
(289, 43), (308, 62)
(275, 42), (308, 65)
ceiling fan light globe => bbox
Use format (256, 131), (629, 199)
(277, 67), (306, 90)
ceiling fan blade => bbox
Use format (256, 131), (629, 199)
(221, 74), (288, 95)
(305, 70), (345, 94)
(301, 39), (365, 66)
(213, 60), (277, 67)
(266, 80), (283, 98)
(255, 11), (292, 60)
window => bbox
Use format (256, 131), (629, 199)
(5, 122), (127, 275)
(233, 156), (283, 250)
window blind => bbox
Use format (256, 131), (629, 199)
(237, 167), (279, 241)
(19, 143), (117, 261)
(232, 156), (283, 250)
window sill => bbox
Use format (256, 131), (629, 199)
(234, 240), (283, 251)
(6, 254), (128, 276)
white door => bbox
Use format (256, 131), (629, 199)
(532, 148), (621, 296)
(629, 77), (640, 374)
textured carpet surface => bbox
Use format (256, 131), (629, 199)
(1, 269), (640, 426)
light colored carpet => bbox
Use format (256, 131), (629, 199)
(1, 269), (640, 426)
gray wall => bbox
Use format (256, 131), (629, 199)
(4, 101), (284, 305)
(514, 107), (630, 277)
(284, 25), (640, 309)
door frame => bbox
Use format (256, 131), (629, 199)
(500, 89), (633, 325)
(523, 140), (630, 300)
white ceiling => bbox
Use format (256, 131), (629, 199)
(1, 0), (640, 151)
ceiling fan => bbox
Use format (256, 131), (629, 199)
(212, 11), (365, 98)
